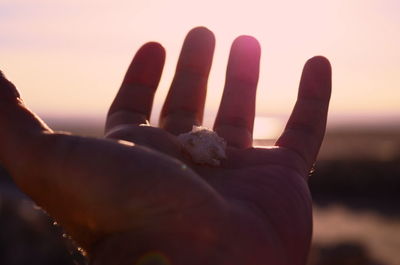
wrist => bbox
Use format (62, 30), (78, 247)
(87, 203), (293, 265)
(88, 227), (226, 265)
(87, 206), (230, 265)
(89, 232), (172, 265)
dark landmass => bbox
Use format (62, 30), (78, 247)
(310, 158), (400, 216)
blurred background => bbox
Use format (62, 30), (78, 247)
(0, 0), (399, 264)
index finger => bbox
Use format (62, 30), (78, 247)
(275, 56), (332, 171)
(105, 42), (166, 134)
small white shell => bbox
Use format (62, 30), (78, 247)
(177, 126), (227, 166)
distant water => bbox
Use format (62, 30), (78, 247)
(41, 114), (400, 161)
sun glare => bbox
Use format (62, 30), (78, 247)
(253, 116), (284, 140)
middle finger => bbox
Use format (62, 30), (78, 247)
(160, 27), (215, 135)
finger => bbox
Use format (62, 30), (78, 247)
(105, 42), (165, 134)
(0, 71), (52, 169)
(213, 36), (261, 148)
(275, 56), (332, 171)
(160, 27), (215, 135)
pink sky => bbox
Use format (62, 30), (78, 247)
(1, 0), (399, 134)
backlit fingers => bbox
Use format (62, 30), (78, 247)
(214, 36), (261, 148)
(105, 42), (165, 133)
(160, 27), (215, 135)
(275, 56), (332, 172)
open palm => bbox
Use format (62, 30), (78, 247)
(0, 27), (331, 265)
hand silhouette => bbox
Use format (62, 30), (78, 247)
(0, 27), (331, 265)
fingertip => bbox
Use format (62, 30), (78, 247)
(123, 42), (166, 87)
(183, 26), (216, 54)
(139, 42), (166, 59)
(231, 35), (261, 56)
(308, 55), (330, 63)
(187, 26), (215, 43)
(135, 42), (166, 66)
(306, 56), (331, 72)
(300, 56), (332, 100)
(226, 35), (261, 84)
(143, 41), (164, 49)
(233, 35), (260, 46)
(175, 26), (215, 74)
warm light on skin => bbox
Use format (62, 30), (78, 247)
(1, 0), (399, 129)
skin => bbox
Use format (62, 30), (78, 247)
(0, 27), (331, 265)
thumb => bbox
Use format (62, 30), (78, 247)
(0, 71), (52, 173)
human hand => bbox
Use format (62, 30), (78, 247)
(0, 27), (331, 265)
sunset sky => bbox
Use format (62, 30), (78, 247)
(1, 0), (399, 136)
